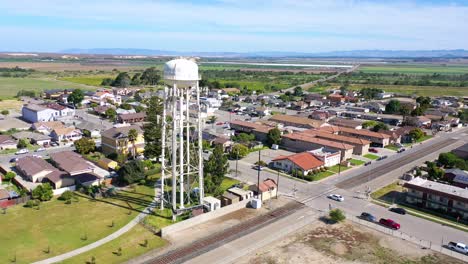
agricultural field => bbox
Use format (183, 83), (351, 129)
(0, 77), (99, 99)
(360, 65), (468, 75)
(59, 74), (116, 86)
(0, 185), (163, 264)
(349, 84), (468, 96)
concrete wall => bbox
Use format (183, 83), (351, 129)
(160, 198), (252, 238)
(52, 185), (76, 195)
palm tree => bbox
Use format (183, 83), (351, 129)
(128, 129), (139, 159)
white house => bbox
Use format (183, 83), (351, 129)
(91, 91), (122, 106)
(308, 148), (341, 167)
(50, 127), (82, 143)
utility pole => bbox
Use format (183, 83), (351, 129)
(276, 170), (280, 199)
(257, 149), (261, 199)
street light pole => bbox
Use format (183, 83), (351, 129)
(257, 149), (261, 199)
(276, 170), (280, 199)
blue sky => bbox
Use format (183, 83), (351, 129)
(1, 0), (468, 52)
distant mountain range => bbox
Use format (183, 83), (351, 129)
(61, 48), (468, 58)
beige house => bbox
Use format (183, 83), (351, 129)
(16, 156), (58, 183)
(250, 178), (278, 201)
(101, 125), (145, 156)
(0, 135), (17, 150)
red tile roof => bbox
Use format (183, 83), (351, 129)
(272, 152), (324, 171)
(319, 126), (390, 139)
(303, 130), (371, 145)
(258, 178), (277, 192)
(283, 133), (354, 150)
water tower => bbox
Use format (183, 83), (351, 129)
(160, 58), (204, 220)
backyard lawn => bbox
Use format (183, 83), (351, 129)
(61, 225), (166, 264)
(309, 171), (334, 181)
(364, 154), (380, 160)
(0, 185), (156, 264)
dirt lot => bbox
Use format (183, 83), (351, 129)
(239, 221), (464, 264)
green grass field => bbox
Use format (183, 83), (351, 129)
(310, 171), (334, 181)
(61, 225), (166, 264)
(0, 77), (98, 99)
(364, 154), (380, 160)
(360, 65), (468, 75)
(349, 84), (468, 96)
(349, 159), (366, 166)
(328, 165), (352, 173)
(59, 75), (116, 86)
(0, 185), (157, 264)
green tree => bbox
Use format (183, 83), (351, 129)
(17, 138), (28, 149)
(74, 138), (96, 154)
(131, 73), (142, 85)
(233, 133), (255, 144)
(140, 67), (160, 85)
(105, 108), (117, 121)
(112, 72), (131, 87)
(409, 128), (424, 141)
(117, 160), (145, 184)
(459, 109), (468, 123)
(204, 145), (229, 194)
(144, 96), (163, 159)
(385, 99), (401, 114)
(67, 89), (84, 106)
(228, 144), (249, 160)
(266, 128), (282, 146)
(58, 190), (74, 201)
(362, 120), (378, 129)
(128, 128), (139, 159)
(101, 78), (113, 86)
(428, 166), (444, 181)
(3, 171), (16, 181)
(32, 183), (53, 201)
(372, 122), (389, 132)
(1, 110), (9, 116)
(293, 86), (303, 97)
(416, 96), (431, 108)
(329, 209), (346, 223)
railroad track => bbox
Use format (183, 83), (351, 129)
(147, 202), (304, 264)
(335, 138), (459, 190)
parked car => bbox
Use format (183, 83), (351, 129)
(360, 212), (376, 222)
(216, 122), (223, 125)
(327, 194), (344, 202)
(389, 207), (406, 215)
(252, 165), (264, 171)
(369, 148), (379, 153)
(364, 161), (372, 166)
(50, 142), (59, 147)
(448, 242), (468, 254)
(15, 149), (29, 155)
(379, 218), (400, 229)
(397, 148), (406, 153)
(9, 157), (18, 163)
(35, 147), (46, 152)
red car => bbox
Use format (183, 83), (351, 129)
(369, 148), (379, 153)
(379, 218), (400, 229)
(216, 122), (223, 125)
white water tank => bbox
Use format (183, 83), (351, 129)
(163, 58), (200, 89)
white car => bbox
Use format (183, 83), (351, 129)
(35, 147), (46, 152)
(327, 194), (344, 202)
(15, 149), (29, 155)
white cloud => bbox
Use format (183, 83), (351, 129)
(0, 0), (467, 51)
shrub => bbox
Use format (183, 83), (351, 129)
(329, 209), (346, 223)
(58, 190), (74, 201)
(25, 199), (40, 208)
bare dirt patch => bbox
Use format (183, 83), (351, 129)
(240, 221), (464, 264)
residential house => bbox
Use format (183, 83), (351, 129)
(269, 114), (328, 129)
(361, 102), (385, 113)
(308, 111), (332, 121)
(345, 106), (369, 113)
(50, 126), (82, 143)
(116, 108), (136, 115)
(212, 137), (232, 152)
(281, 132), (354, 161)
(90, 91), (121, 106)
(377, 92), (393, 99)
(93, 105), (112, 116)
(293, 101), (308, 110)
(255, 107), (271, 117)
(32, 121), (65, 135)
(271, 152), (324, 175)
(250, 178), (278, 201)
(445, 169), (468, 189)
(452, 144), (468, 159)
(320, 126), (391, 147)
(43, 89), (73, 100)
(328, 118), (363, 129)
(118, 112), (146, 123)
(101, 125), (145, 156)
(404, 177), (468, 220)
(12, 131), (51, 146)
(0, 135), (17, 150)
(303, 129), (370, 155)
(328, 94), (345, 105)
(49, 151), (95, 176)
(16, 156), (58, 183)
(308, 148), (341, 167)
(43, 171), (75, 189)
